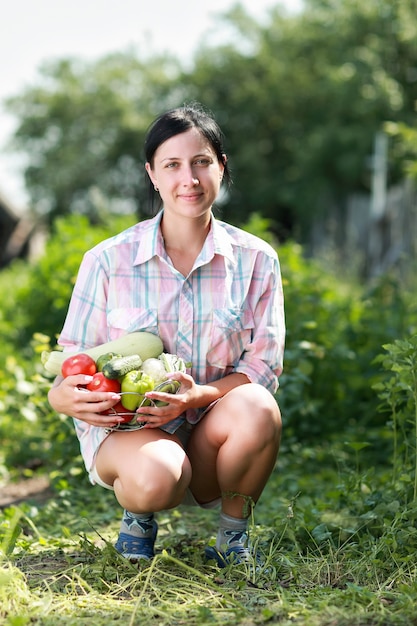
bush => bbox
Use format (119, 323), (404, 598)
(277, 244), (417, 441)
(0, 213), (135, 478)
(15, 213), (137, 346)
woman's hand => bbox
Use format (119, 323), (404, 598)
(48, 375), (124, 428)
(136, 371), (203, 429)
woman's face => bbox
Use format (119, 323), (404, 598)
(145, 127), (225, 219)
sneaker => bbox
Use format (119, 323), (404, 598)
(204, 544), (263, 569)
(115, 520), (158, 561)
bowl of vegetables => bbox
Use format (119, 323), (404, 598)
(47, 337), (187, 432)
(106, 379), (182, 431)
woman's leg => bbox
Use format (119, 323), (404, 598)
(188, 383), (281, 516)
(187, 383), (281, 564)
(95, 428), (192, 512)
(95, 428), (192, 561)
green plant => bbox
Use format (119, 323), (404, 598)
(373, 335), (417, 499)
(13, 213), (136, 346)
(277, 244), (417, 442)
(2, 216), (417, 624)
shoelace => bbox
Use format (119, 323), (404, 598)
(115, 523), (158, 560)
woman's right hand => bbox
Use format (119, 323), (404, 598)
(47, 375), (123, 427)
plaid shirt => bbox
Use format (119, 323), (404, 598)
(59, 211), (285, 473)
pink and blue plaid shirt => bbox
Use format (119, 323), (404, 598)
(58, 211), (285, 474)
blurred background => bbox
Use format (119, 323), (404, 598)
(1, 0), (416, 279)
(1, 0), (297, 203)
(1, 0), (417, 481)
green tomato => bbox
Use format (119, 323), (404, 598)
(120, 371), (154, 411)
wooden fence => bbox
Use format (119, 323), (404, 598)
(310, 132), (417, 281)
(310, 178), (417, 281)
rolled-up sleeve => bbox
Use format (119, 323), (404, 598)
(235, 253), (285, 393)
(58, 250), (110, 351)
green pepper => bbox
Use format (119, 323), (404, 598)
(120, 371), (154, 411)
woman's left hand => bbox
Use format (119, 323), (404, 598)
(136, 371), (202, 428)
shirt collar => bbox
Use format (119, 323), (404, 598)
(133, 211), (164, 266)
(209, 214), (236, 264)
(133, 210), (236, 266)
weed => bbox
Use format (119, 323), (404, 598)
(373, 335), (417, 499)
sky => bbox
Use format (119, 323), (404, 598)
(0, 0), (301, 210)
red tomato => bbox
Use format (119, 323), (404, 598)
(102, 400), (127, 417)
(61, 353), (97, 377)
(86, 372), (121, 394)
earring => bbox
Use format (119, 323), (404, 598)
(154, 185), (159, 192)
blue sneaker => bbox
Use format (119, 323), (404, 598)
(115, 520), (158, 561)
(204, 544), (263, 569)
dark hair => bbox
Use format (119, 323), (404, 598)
(144, 103), (232, 212)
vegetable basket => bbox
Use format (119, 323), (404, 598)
(105, 380), (181, 432)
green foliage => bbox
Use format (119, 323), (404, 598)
(5, 0), (417, 240)
(0, 214), (135, 476)
(0, 343), (80, 478)
(385, 120), (417, 181)
(1, 216), (417, 624)
(373, 335), (417, 499)
(184, 0), (417, 235)
(11, 213), (136, 346)
(277, 244), (417, 441)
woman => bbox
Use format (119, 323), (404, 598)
(48, 103), (285, 568)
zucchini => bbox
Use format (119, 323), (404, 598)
(102, 354), (143, 380)
(42, 332), (163, 376)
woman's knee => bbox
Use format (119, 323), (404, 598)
(100, 434), (192, 511)
(115, 462), (191, 511)
(229, 383), (282, 433)
(200, 384), (281, 452)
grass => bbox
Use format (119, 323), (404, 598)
(2, 220), (417, 623)
(3, 433), (417, 626)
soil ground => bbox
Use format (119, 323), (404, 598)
(0, 476), (52, 508)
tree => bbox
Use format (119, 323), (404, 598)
(5, 0), (417, 241)
(185, 0), (417, 239)
(6, 51), (183, 224)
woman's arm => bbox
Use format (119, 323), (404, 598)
(234, 254), (285, 392)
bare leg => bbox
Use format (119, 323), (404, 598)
(187, 383), (282, 519)
(95, 428), (192, 513)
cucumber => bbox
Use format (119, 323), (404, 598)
(96, 352), (122, 372)
(102, 354), (143, 380)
